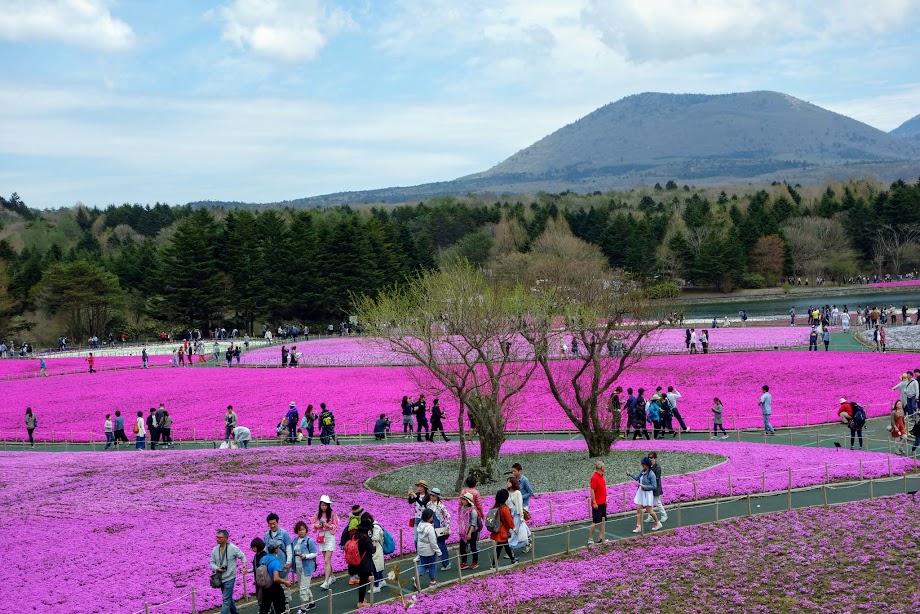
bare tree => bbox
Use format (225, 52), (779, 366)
(781, 216), (857, 277)
(352, 260), (536, 491)
(872, 224), (920, 276)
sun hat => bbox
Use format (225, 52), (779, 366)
(430, 487), (442, 497)
(461, 493), (474, 505)
(839, 398), (847, 404)
(415, 480), (429, 488)
(319, 495), (331, 504)
(290, 401), (296, 407)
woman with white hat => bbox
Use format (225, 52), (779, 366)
(311, 495), (339, 589)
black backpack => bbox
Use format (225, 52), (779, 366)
(850, 403), (866, 427)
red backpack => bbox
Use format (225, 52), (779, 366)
(344, 535), (362, 566)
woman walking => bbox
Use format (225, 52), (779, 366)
(457, 493), (480, 570)
(362, 512), (386, 592)
(628, 457), (662, 532)
(25, 407), (36, 448)
(489, 489), (516, 567)
(506, 476), (530, 553)
(632, 390), (650, 440)
(134, 410), (146, 450)
(710, 397), (728, 439)
(160, 411), (172, 448)
(292, 521), (318, 611)
(891, 400), (908, 455)
(312, 495), (339, 590)
(348, 520), (376, 609)
(648, 394), (662, 440)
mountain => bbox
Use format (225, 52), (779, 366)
(891, 113), (920, 138)
(199, 91), (920, 207)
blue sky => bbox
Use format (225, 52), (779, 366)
(2, 0), (920, 208)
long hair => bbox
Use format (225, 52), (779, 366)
(316, 501), (332, 522)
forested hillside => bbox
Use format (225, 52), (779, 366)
(1, 177), (919, 345)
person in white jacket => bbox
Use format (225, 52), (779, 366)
(414, 509), (439, 589)
(135, 411), (146, 450)
(210, 529), (247, 614)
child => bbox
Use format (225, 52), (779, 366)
(292, 521), (318, 612)
(457, 493), (480, 570)
(711, 397), (728, 439)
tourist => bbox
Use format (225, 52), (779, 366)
(808, 327), (819, 351)
(759, 385), (774, 435)
(689, 328), (698, 354)
(113, 410), (127, 447)
(459, 476), (486, 538)
(427, 488), (452, 569)
(684, 328), (691, 352)
(623, 388), (636, 439)
(281, 345), (289, 367)
(632, 389), (650, 440)
(700, 329), (709, 354)
(313, 495), (339, 590)
(415, 508), (440, 588)
(847, 402), (865, 451)
(907, 371), (920, 420)
(233, 346), (241, 364)
(224, 406), (238, 443)
(39, 358), (47, 377)
(225, 347), (233, 367)
(156, 404), (168, 446)
(836, 398), (854, 425)
(373, 413), (391, 440)
(414, 394), (430, 442)
(291, 521), (318, 612)
(264, 513), (294, 602)
(822, 328), (831, 351)
(646, 452), (668, 523)
(891, 401), (908, 455)
(341, 504), (365, 585)
(588, 460), (607, 544)
(289, 346), (299, 367)
(629, 457), (661, 532)
(362, 512), (386, 592)
(489, 489), (516, 566)
(104, 414), (114, 450)
(25, 407), (36, 448)
(319, 403), (338, 445)
(210, 529), (247, 614)
(345, 521), (376, 609)
(841, 310), (850, 332)
(286, 402), (299, 445)
(144, 408), (158, 451)
(249, 538), (267, 609)
(301, 405), (317, 445)
(407, 480), (431, 550)
(666, 386), (689, 432)
(401, 396), (414, 437)
(710, 397), (728, 439)
(429, 399), (450, 442)
(134, 410), (146, 449)
(608, 388), (622, 433)
(232, 425), (251, 449)
(647, 394), (662, 439)
(141, 346), (149, 369)
(893, 373), (911, 411)
(87, 352), (96, 373)
(457, 493), (480, 570)
(505, 477), (530, 553)
(259, 540), (293, 614)
(511, 463), (533, 511)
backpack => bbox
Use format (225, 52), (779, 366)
(255, 556), (274, 589)
(322, 413), (334, 428)
(381, 526), (396, 555)
(344, 535), (362, 566)
(851, 403), (867, 427)
(485, 507), (501, 532)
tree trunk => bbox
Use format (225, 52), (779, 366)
(454, 403), (468, 494)
(478, 430), (505, 480)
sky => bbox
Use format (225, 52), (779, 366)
(2, 0), (920, 209)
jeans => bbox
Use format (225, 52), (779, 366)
(136, 436), (146, 449)
(417, 554), (437, 581)
(287, 425), (297, 444)
(239, 440), (248, 449)
(712, 423), (727, 436)
(27, 428), (35, 445)
(762, 413), (774, 433)
(437, 539), (450, 568)
(104, 432), (114, 450)
(403, 416), (413, 433)
(459, 536), (478, 565)
(416, 419), (430, 440)
(671, 408), (688, 430)
(220, 578), (239, 614)
(849, 427), (863, 449)
(907, 397), (917, 415)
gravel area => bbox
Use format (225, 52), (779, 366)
(366, 450), (726, 497)
(857, 326), (920, 350)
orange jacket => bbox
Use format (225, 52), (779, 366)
(489, 505), (515, 544)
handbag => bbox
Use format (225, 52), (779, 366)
(133, 423), (140, 434)
(210, 548), (227, 588)
(408, 518), (415, 528)
(316, 534), (325, 544)
(523, 509), (532, 522)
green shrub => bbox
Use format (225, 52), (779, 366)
(647, 281), (681, 299)
(740, 273), (768, 289)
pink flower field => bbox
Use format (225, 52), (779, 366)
(868, 279), (920, 288)
(0, 439), (911, 614)
(0, 354), (167, 380)
(239, 327), (813, 367)
(0, 351), (915, 441)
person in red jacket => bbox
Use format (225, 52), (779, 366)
(489, 489), (516, 568)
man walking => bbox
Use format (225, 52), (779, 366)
(264, 513), (294, 604)
(588, 461), (607, 545)
(113, 410), (128, 448)
(414, 394), (430, 442)
(511, 463), (533, 511)
(146, 408), (159, 450)
(210, 529), (247, 614)
(645, 452), (668, 524)
(665, 386), (689, 433)
(760, 385), (774, 435)
(141, 346), (149, 369)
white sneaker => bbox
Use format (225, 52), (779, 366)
(652, 522), (663, 531)
(643, 515), (652, 523)
(660, 516), (668, 523)
(710, 436), (717, 440)
(372, 586), (382, 593)
(320, 581), (329, 590)
(631, 526), (641, 533)
(329, 576), (337, 585)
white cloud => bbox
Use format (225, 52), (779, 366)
(819, 84), (920, 132)
(217, 0), (355, 63)
(0, 0), (134, 50)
